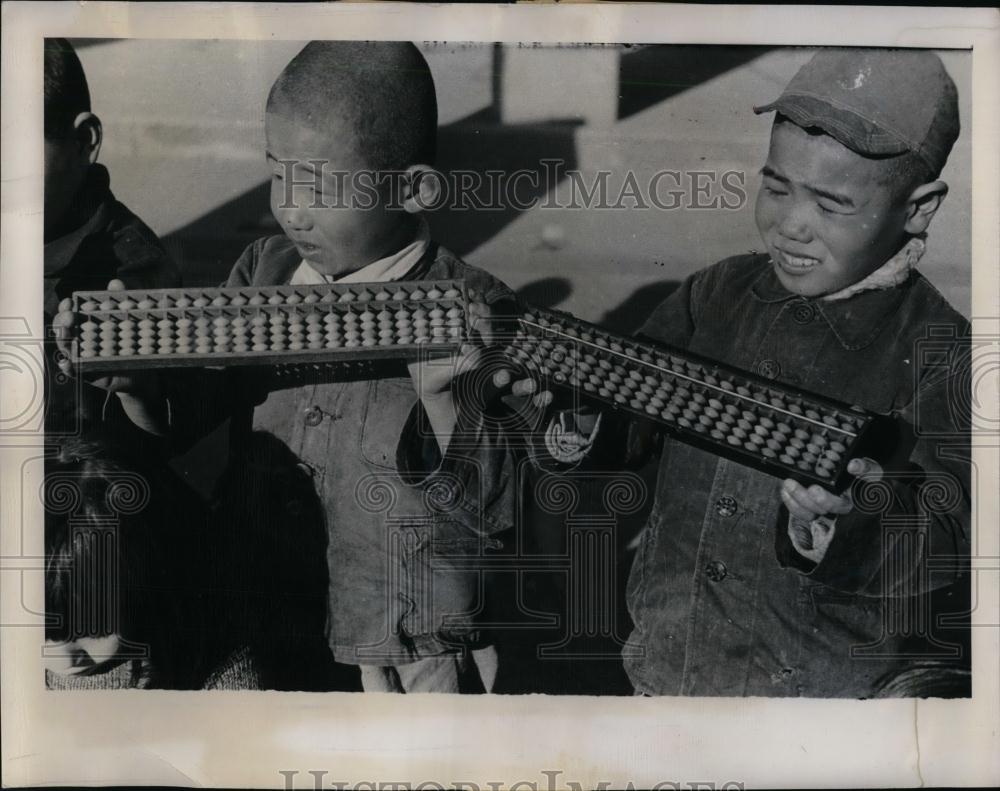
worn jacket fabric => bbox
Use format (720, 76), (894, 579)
(44, 163), (179, 443)
(623, 253), (970, 697)
(220, 235), (517, 665)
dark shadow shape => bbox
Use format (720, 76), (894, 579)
(618, 44), (774, 121)
(67, 39), (122, 49)
(598, 279), (681, 335)
(515, 276), (572, 309)
(212, 430), (360, 691)
(426, 110), (582, 257)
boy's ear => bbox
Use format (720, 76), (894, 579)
(401, 164), (441, 214)
(903, 179), (948, 235)
(72, 111), (103, 165)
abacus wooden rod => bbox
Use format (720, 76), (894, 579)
(518, 318), (859, 439)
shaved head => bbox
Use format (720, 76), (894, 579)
(267, 40), (437, 171)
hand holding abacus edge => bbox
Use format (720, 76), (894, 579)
(52, 279), (170, 435)
(406, 287), (554, 412)
(781, 456), (885, 564)
(53, 278), (160, 394)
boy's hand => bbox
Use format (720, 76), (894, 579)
(781, 457), (883, 564)
(407, 293), (496, 400)
(407, 290), (551, 411)
(52, 278), (154, 395)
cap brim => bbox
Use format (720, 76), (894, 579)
(755, 94), (911, 157)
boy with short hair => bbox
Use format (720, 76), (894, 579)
(226, 41), (522, 692)
(543, 49), (971, 697)
(44, 38), (179, 439)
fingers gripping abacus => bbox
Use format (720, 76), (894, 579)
(502, 306), (892, 492)
(70, 280), (470, 371)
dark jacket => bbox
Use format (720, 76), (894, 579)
(44, 164), (179, 440)
(216, 235), (517, 665)
(620, 253), (970, 697)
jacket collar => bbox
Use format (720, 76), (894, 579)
(44, 164), (114, 278)
(750, 257), (911, 350)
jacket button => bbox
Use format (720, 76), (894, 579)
(705, 560), (728, 582)
(303, 406), (323, 427)
(791, 302), (816, 324)
(756, 359), (781, 379)
(714, 496), (738, 517)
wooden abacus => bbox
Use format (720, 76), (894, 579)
(70, 280), (469, 371)
(501, 306), (894, 492)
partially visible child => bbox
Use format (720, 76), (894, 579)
(44, 435), (260, 690)
(43, 39), (179, 441)
(539, 49), (971, 697)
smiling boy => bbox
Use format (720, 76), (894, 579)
(544, 48), (971, 697)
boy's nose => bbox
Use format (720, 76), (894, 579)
(777, 207), (812, 243)
(280, 202), (312, 232)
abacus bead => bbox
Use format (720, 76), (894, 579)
(286, 294), (302, 305)
(192, 296), (210, 308)
(268, 294), (284, 305)
(374, 290), (391, 301)
(175, 296), (192, 308)
(100, 299), (116, 311)
(426, 288), (443, 299)
(443, 288), (461, 299)
(249, 294), (266, 306)
(212, 295), (229, 307)
(410, 289), (426, 300)
(118, 298), (136, 310)
(231, 294), (248, 306)
(81, 300), (98, 312)
(303, 293), (320, 304)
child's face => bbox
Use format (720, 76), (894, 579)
(265, 111), (409, 277)
(754, 120), (913, 297)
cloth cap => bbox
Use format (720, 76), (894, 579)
(754, 48), (960, 176)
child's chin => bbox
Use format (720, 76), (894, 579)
(773, 266), (827, 297)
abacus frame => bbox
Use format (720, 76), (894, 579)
(69, 279), (471, 372)
(503, 305), (895, 493)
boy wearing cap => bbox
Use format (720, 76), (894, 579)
(544, 49), (970, 697)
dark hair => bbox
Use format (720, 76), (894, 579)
(45, 440), (156, 643)
(44, 38), (91, 141)
(266, 40), (437, 170)
(43, 436), (217, 688)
